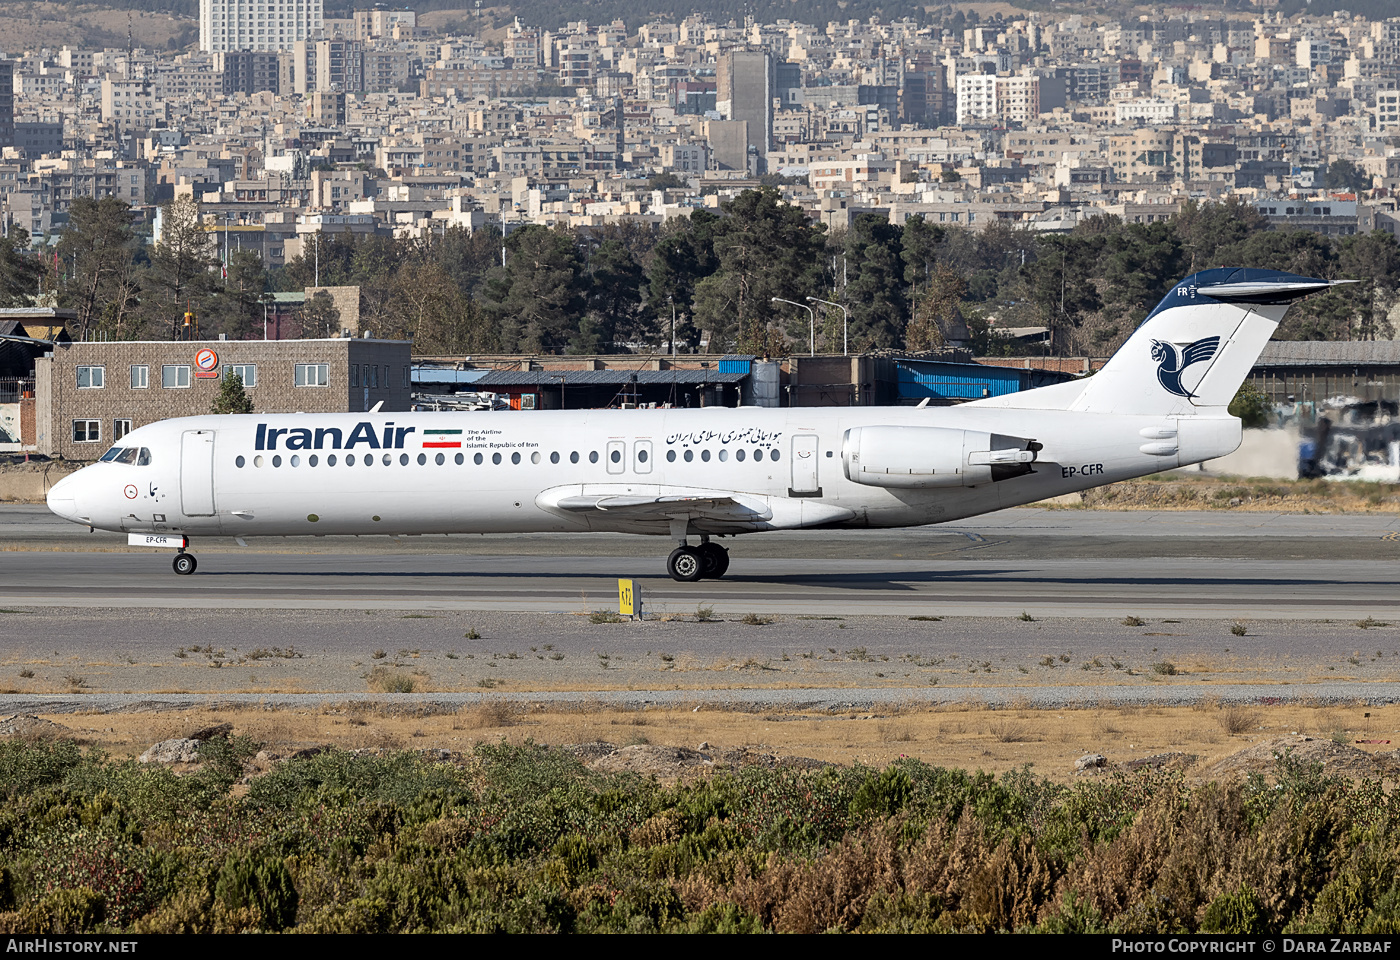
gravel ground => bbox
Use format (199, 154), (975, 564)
(2, 606), (1399, 712)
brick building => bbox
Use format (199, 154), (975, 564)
(34, 337), (411, 460)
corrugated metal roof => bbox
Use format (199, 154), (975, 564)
(412, 366), (490, 384)
(473, 369), (748, 387)
(1256, 341), (1400, 366)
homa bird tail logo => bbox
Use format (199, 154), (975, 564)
(1150, 336), (1220, 398)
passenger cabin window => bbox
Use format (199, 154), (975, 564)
(163, 365), (191, 389)
(76, 366), (104, 389)
(295, 363), (329, 387)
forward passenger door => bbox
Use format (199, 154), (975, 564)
(179, 430), (216, 516)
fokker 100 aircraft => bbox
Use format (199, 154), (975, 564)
(47, 268), (1343, 581)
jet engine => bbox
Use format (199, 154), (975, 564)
(842, 426), (1039, 488)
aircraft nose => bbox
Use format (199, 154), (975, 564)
(46, 473), (81, 523)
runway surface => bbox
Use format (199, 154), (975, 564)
(1, 504), (1397, 618)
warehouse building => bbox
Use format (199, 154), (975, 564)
(1247, 340), (1400, 411)
(34, 336), (411, 459)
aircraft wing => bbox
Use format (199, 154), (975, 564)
(536, 485), (855, 534)
(550, 493), (763, 522)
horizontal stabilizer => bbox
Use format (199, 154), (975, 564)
(1197, 277), (1354, 305)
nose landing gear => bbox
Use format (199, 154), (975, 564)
(173, 551), (197, 575)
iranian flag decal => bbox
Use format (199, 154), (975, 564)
(423, 429), (463, 448)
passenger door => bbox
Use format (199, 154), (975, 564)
(180, 430), (216, 516)
(789, 433), (821, 496)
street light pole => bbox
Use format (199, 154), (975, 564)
(806, 296), (848, 357)
(771, 297), (815, 356)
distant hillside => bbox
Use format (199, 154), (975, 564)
(0, 2), (193, 55)
(0, 0), (1392, 57)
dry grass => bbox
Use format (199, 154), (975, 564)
(1057, 473), (1400, 514)
(365, 666), (416, 693)
(471, 701), (522, 728)
(17, 701), (1400, 783)
(988, 718), (1031, 743)
(877, 722), (915, 743)
(1219, 705), (1260, 735)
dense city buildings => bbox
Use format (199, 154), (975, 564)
(0, 5), (1399, 351)
(1, 8), (1398, 236)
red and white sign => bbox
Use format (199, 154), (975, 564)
(194, 348), (220, 379)
(124, 484), (138, 499)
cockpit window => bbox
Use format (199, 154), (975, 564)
(99, 447), (151, 465)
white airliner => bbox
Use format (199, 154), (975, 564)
(46, 269), (1342, 581)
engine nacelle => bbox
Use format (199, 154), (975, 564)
(842, 426), (1039, 489)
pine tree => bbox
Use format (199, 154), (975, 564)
(211, 371), (253, 415)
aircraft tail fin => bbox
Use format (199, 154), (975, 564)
(995, 269), (1347, 417)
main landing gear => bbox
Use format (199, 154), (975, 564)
(173, 550), (197, 576)
(666, 539), (729, 582)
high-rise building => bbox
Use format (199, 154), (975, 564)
(315, 39), (363, 93)
(200, 0), (324, 53)
(955, 73), (997, 124)
(717, 48), (774, 158)
(215, 50), (283, 94)
(0, 61), (13, 151)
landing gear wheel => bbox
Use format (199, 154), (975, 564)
(667, 546), (704, 582)
(697, 542), (730, 579)
(173, 553), (197, 576)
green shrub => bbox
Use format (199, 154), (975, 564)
(666, 901), (763, 933)
(1200, 884), (1268, 934)
(1363, 886), (1400, 933)
(25, 886), (106, 933)
(550, 834), (597, 885)
(851, 765), (913, 818)
(27, 827), (154, 926)
(1229, 381), (1273, 429)
(1035, 892), (1107, 933)
(214, 853), (299, 931)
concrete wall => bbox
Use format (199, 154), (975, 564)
(304, 285), (363, 334)
(0, 459), (83, 502)
(35, 356), (52, 457)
